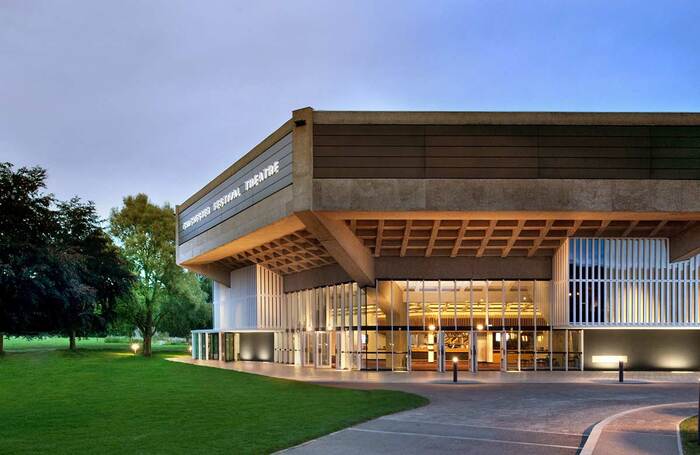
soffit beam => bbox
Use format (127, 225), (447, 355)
(670, 222), (700, 262)
(184, 263), (231, 287)
(296, 211), (375, 287)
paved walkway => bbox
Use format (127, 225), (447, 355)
(170, 357), (700, 384)
(170, 359), (700, 454)
(279, 383), (697, 454)
(584, 402), (696, 455)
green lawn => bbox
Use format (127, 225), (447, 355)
(0, 341), (427, 454)
(3, 336), (186, 352)
(681, 416), (699, 455)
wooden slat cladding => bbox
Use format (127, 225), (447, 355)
(313, 124), (700, 179)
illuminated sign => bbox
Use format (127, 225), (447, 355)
(181, 160), (280, 231)
(178, 133), (292, 244)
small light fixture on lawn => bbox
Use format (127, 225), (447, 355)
(188, 345), (192, 353)
(131, 343), (140, 355)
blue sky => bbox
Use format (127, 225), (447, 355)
(1, 1), (699, 217)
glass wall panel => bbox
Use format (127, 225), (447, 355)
(423, 281), (440, 330)
(224, 332), (235, 362)
(506, 329), (519, 370)
(392, 282), (408, 371)
(551, 330), (566, 370)
(568, 329), (583, 370)
(442, 281), (458, 330)
(456, 280), (472, 330)
(535, 330), (550, 370)
(471, 281), (487, 331)
(407, 281), (425, 330)
(208, 333), (219, 360)
(519, 281), (535, 370)
(192, 333), (199, 359)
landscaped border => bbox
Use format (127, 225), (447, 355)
(679, 415), (699, 455)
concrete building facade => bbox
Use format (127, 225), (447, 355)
(179, 108), (700, 371)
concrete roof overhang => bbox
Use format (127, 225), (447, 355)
(176, 108), (700, 286)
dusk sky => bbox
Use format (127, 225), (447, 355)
(2, 1), (699, 219)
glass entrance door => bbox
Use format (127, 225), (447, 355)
(223, 333), (235, 362)
(443, 331), (471, 371)
(409, 330), (441, 371)
(475, 331), (502, 371)
(315, 332), (331, 368)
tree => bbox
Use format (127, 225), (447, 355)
(0, 163), (56, 354)
(50, 198), (133, 350)
(110, 194), (178, 356)
(159, 271), (212, 338)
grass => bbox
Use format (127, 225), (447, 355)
(681, 416), (699, 455)
(3, 336), (186, 352)
(0, 339), (427, 454)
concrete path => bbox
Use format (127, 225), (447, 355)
(170, 358), (700, 384)
(279, 382), (698, 454)
(170, 359), (700, 454)
(583, 402), (696, 455)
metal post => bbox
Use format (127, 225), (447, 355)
(453, 358), (458, 383)
(697, 379), (699, 445)
(618, 360), (624, 383)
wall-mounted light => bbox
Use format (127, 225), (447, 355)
(294, 119), (306, 127)
(592, 355), (628, 364)
(476, 324), (484, 331)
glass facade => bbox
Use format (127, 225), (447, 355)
(274, 280), (584, 372)
(190, 236), (700, 371)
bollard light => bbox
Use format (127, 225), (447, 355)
(618, 360), (624, 383)
(188, 345), (192, 353)
(131, 343), (140, 355)
(453, 356), (458, 383)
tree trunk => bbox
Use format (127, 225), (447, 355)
(143, 333), (152, 357)
(0, 333), (4, 355)
(142, 308), (154, 357)
(69, 330), (76, 351)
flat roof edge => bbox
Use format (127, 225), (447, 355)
(178, 118), (294, 212)
(313, 110), (700, 125)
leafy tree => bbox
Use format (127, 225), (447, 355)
(197, 274), (213, 306)
(0, 163), (56, 354)
(110, 194), (178, 356)
(159, 271), (212, 337)
(50, 198), (133, 350)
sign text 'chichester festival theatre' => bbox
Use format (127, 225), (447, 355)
(182, 160), (280, 231)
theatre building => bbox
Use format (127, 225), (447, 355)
(178, 109), (700, 372)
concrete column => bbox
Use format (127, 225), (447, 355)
(292, 107), (314, 212)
